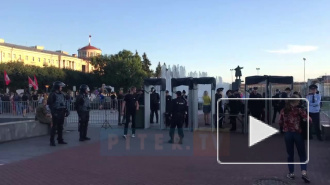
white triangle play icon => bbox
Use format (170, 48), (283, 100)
(249, 116), (279, 147)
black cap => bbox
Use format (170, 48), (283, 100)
(253, 87), (258, 90)
(165, 90), (169, 93)
(182, 90), (186, 94)
(226, 90), (232, 95)
(216, 88), (224, 93)
(309, 84), (317, 89)
(275, 89), (279, 92)
(176, 91), (182, 96)
(285, 87), (291, 91)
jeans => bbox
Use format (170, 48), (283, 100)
(309, 112), (321, 138)
(124, 110), (136, 135)
(284, 132), (307, 173)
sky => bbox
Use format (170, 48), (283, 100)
(1, 0), (329, 83)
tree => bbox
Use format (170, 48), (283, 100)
(154, 62), (162, 78)
(141, 52), (153, 78)
(95, 50), (147, 91)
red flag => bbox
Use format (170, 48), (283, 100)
(4, 70), (10, 85)
(34, 75), (38, 90)
(28, 76), (36, 89)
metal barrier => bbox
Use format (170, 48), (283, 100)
(321, 101), (330, 125)
(0, 99), (124, 127)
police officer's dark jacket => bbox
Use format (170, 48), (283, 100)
(47, 91), (66, 112)
(76, 94), (91, 112)
(166, 95), (172, 112)
(171, 97), (187, 116)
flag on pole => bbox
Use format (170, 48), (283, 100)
(4, 70), (10, 85)
(28, 76), (36, 89)
(34, 75), (38, 90)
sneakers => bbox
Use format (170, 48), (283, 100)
(286, 173), (295, 180)
(58, 141), (67, 144)
(123, 135), (127, 139)
(302, 174), (311, 183)
(131, 134), (135, 138)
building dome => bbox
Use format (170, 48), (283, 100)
(79, 44), (101, 51)
(78, 35), (102, 58)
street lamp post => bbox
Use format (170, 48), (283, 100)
(303, 58), (306, 96)
(230, 69), (234, 82)
(256, 68), (260, 75)
(45, 85), (49, 93)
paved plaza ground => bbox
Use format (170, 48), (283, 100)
(0, 115), (329, 185)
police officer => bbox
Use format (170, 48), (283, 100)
(165, 90), (172, 127)
(150, 87), (160, 123)
(75, 84), (91, 141)
(215, 87), (224, 128)
(306, 84), (322, 141)
(47, 81), (69, 146)
(169, 91), (187, 144)
(248, 87), (263, 120)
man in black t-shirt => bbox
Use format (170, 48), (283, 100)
(121, 86), (139, 139)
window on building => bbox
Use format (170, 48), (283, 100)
(13, 54), (16, 59)
(25, 56), (28, 61)
(3, 53), (5, 58)
(33, 57), (35, 62)
(38, 58), (40, 62)
(48, 59), (50, 63)
(63, 60), (65, 68)
(72, 62), (75, 70)
(19, 55), (21, 59)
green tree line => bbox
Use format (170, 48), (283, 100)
(0, 50), (161, 93)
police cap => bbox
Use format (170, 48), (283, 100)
(253, 87), (258, 90)
(182, 90), (186, 94)
(285, 87), (291, 91)
(309, 84), (318, 89)
(217, 87), (224, 93)
(176, 91), (182, 96)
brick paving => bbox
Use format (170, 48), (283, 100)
(0, 114), (329, 185)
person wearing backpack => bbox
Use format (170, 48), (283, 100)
(75, 85), (91, 141)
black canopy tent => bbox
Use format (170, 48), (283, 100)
(143, 78), (166, 129)
(243, 75), (294, 133)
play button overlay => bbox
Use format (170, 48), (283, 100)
(249, 116), (279, 147)
(217, 98), (309, 165)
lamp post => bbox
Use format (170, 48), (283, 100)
(256, 68), (260, 75)
(303, 58), (306, 95)
(45, 85), (49, 93)
(230, 69), (234, 82)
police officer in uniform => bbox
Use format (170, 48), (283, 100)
(165, 90), (172, 127)
(75, 84), (91, 141)
(306, 84), (323, 141)
(47, 81), (69, 146)
(215, 87), (224, 128)
(168, 91), (187, 144)
(248, 87), (263, 120)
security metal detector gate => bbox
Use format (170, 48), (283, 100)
(144, 78), (166, 129)
(192, 77), (216, 131)
(171, 77), (193, 131)
(244, 76), (294, 133)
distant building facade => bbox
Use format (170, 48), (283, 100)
(0, 36), (101, 73)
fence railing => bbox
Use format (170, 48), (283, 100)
(0, 99), (124, 127)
